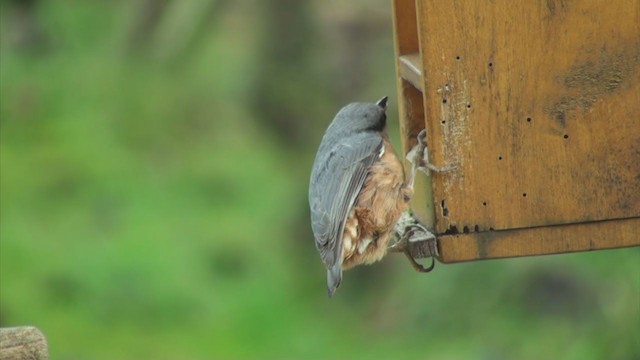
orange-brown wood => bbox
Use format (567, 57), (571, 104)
(437, 217), (640, 263)
(392, 0), (640, 262)
(392, 0), (436, 228)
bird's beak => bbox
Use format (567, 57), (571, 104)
(376, 96), (388, 110)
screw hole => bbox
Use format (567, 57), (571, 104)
(564, 134), (569, 139)
(441, 199), (449, 216)
(523, 193), (527, 197)
(456, 56), (461, 60)
(442, 99), (447, 104)
(498, 156), (503, 160)
(467, 104), (471, 109)
(482, 202), (487, 206)
(526, 117), (532, 122)
(488, 62), (493, 67)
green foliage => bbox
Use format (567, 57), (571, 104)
(1, 1), (638, 359)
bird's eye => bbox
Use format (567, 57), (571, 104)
(364, 110), (387, 132)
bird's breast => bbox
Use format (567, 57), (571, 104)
(341, 138), (408, 268)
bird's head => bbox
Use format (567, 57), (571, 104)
(327, 96), (388, 136)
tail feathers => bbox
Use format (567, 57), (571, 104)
(326, 265), (342, 298)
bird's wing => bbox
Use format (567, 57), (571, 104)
(309, 132), (383, 269)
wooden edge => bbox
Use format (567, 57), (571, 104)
(398, 53), (423, 91)
(0, 326), (49, 360)
(435, 217), (640, 263)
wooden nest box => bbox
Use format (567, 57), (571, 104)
(391, 0), (640, 263)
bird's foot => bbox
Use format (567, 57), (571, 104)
(389, 212), (439, 273)
(406, 129), (455, 176)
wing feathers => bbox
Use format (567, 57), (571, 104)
(309, 132), (382, 270)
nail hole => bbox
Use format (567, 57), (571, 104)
(445, 225), (458, 235)
(466, 104), (471, 109)
(526, 117), (532, 122)
(482, 202), (487, 206)
(564, 134), (569, 139)
(442, 99), (447, 104)
(522, 193), (527, 197)
(488, 62), (493, 67)
(441, 120), (446, 125)
(456, 56), (461, 60)
(498, 156), (503, 160)
(441, 200), (449, 216)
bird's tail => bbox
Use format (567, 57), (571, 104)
(326, 264), (342, 298)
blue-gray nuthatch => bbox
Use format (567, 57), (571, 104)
(309, 97), (431, 297)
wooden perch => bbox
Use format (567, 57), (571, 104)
(0, 327), (49, 360)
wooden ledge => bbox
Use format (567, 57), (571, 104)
(436, 217), (640, 263)
(398, 53), (422, 91)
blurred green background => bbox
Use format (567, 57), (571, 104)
(0, 1), (638, 359)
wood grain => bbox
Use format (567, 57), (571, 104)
(437, 217), (640, 263)
(392, 0), (640, 261)
(0, 327), (48, 360)
(416, 0), (640, 234)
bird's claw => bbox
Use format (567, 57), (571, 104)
(406, 130), (427, 168)
(389, 215), (439, 273)
(406, 129), (455, 175)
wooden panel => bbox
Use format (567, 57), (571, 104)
(392, 0), (436, 228)
(391, 0), (418, 55)
(397, 80), (434, 227)
(437, 217), (640, 263)
(414, 0), (640, 234)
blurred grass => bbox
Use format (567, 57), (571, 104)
(1, 1), (639, 359)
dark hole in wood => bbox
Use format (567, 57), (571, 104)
(489, 62), (493, 67)
(442, 98), (447, 104)
(467, 104), (471, 109)
(441, 120), (446, 125)
(444, 225), (459, 235)
(564, 134), (569, 139)
(498, 156), (503, 160)
(474, 225), (480, 232)
(456, 56), (460, 60)
(527, 117), (532, 122)
(483, 202), (487, 206)
(463, 226), (470, 233)
(441, 199), (449, 216)
(489, 227), (494, 231)
(523, 193), (527, 197)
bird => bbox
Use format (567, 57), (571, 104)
(308, 96), (425, 297)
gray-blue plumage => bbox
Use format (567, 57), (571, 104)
(309, 97), (388, 297)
